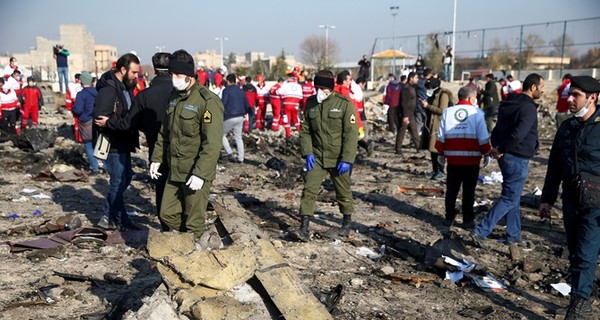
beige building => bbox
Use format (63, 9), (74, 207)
(194, 50), (222, 69)
(0, 24), (115, 90)
(94, 44), (118, 75)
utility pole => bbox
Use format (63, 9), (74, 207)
(318, 25), (335, 68)
(390, 6), (399, 77)
(450, 0), (457, 82)
(215, 37), (229, 67)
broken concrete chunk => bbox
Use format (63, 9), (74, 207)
(147, 229), (195, 260)
(174, 286), (221, 314)
(157, 262), (192, 293)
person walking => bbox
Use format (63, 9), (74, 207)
(21, 76), (44, 129)
(436, 86), (491, 228)
(539, 76), (600, 319)
(150, 49), (224, 238)
(72, 72), (99, 175)
(94, 52), (174, 223)
(480, 73), (500, 132)
(396, 72), (420, 155)
(93, 53), (141, 231)
(291, 69), (358, 242)
(221, 73), (249, 163)
(419, 77), (454, 180)
(470, 73), (544, 248)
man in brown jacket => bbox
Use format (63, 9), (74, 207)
(396, 72), (421, 155)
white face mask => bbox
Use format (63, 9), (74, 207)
(426, 89), (434, 97)
(572, 97), (592, 118)
(172, 77), (189, 91)
(316, 89), (330, 103)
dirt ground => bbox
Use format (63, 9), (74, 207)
(0, 80), (597, 320)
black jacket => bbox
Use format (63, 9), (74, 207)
(491, 93), (538, 158)
(105, 75), (174, 158)
(541, 107), (600, 205)
(93, 70), (139, 152)
(481, 79), (499, 114)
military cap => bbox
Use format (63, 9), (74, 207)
(570, 76), (600, 93)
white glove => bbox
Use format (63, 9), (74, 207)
(483, 156), (491, 168)
(149, 162), (162, 179)
(437, 155), (446, 166)
(186, 175), (204, 191)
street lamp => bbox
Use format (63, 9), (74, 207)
(318, 25), (335, 68)
(215, 37), (228, 67)
(390, 6), (399, 77)
(155, 46), (166, 53)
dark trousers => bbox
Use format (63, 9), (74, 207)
(431, 152), (444, 174)
(1, 109), (18, 134)
(387, 107), (400, 133)
(396, 116), (420, 152)
(445, 164), (480, 223)
(562, 201), (600, 299)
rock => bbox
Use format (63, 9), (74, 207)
(350, 278), (364, 287)
(509, 243), (523, 262)
(174, 286), (220, 314)
(61, 288), (76, 298)
(124, 284), (180, 320)
(99, 246), (117, 255)
(271, 240), (283, 248)
(527, 273), (544, 282)
(523, 260), (544, 273)
(0, 244), (11, 256)
(47, 275), (65, 286)
(380, 266), (395, 275)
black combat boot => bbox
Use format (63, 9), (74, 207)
(565, 295), (593, 319)
(291, 216), (310, 242)
(339, 215), (352, 237)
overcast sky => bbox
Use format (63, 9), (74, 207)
(2, 0), (598, 65)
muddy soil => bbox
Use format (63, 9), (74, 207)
(0, 81), (595, 320)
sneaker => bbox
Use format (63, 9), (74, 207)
(431, 172), (445, 181)
(565, 295), (593, 319)
(98, 216), (117, 230)
(469, 232), (487, 249)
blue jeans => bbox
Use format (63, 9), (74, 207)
(57, 67), (69, 94)
(103, 152), (132, 226)
(83, 141), (99, 173)
(444, 64), (451, 81)
(474, 153), (529, 242)
(563, 201), (600, 299)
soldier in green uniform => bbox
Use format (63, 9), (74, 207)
(149, 49), (224, 238)
(291, 70), (358, 242)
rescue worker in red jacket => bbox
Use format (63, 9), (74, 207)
(0, 78), (22, 134)
(555, 73), (572, 128)
(301, 77), (316, 111)
(269, 78), (284, 131)
(21, 76), (44, 129)
(243, 76), (258, 133)
(335, 70), (365, 140)
(277, 73), (303, 138)
(66, 73), (83, 142)
(255, 75), (269, 130)
(196, 62), (209, 87)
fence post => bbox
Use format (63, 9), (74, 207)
(517, 25), (523, 80)
(559, 20), (567, 80)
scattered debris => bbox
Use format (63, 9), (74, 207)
(390, 273), (436, 288)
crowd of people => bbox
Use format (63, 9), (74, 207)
(1, 47), (599, 318)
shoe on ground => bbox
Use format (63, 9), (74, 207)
(565, 295), (593, 319)
(118, 223), (143, 232)
(431, 172), (445, 180)
(98, 216), (117, 230)
(461, 220), (475, 229)
(469, 232), (487, 249)
(443, 218), (454, 227)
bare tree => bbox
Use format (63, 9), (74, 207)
(486, 38), (517, 71)
(300, 34), (338, 69)
(423, 33), (443, 74)
(548, 34), (576, 58)
(521, 33), (545, 69)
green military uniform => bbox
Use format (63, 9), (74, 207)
(151, 82), (224, 237)
(299, 92), (358, 217)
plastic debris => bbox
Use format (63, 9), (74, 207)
(31, 194), (52, 200)
(6, 213), (20, 220)
(443, 256), (476, 283)
(480, 171), (503, 184)
(551, 283), (571, 296)
(355, 245), (385, 259)
(21, 188), (37, 194)
(33, 209), (43, 216)
(470, 274), (507, 292)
